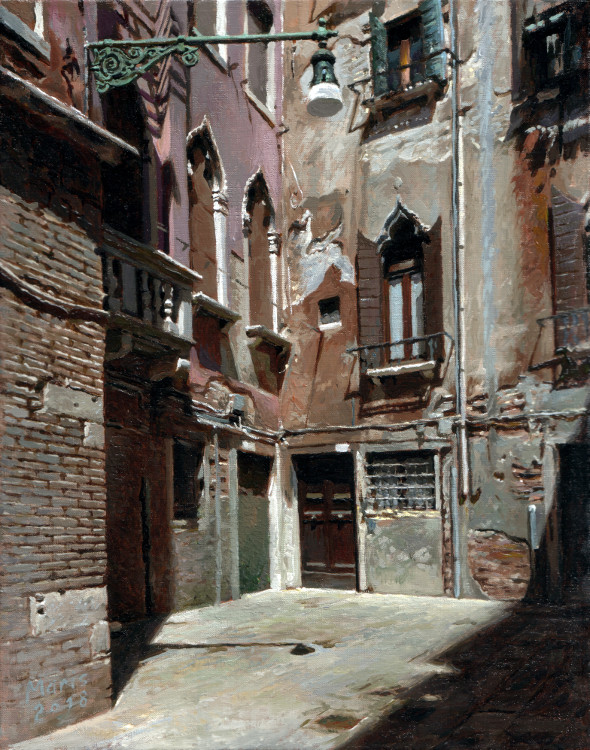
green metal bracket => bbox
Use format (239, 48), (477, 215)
(86, 18), (337, 93)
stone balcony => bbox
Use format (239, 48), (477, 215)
(101, 226), (200, 360)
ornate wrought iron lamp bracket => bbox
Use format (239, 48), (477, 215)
(86, 18), (337, 93)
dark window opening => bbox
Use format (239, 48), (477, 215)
(238, 452), (273, 495)
(523, 7), (588, 94)
(319, 296), (341, 326)
(100, 84), (149, 242)
(386, 15), (424, 92)
(157, 160), (174, 254)
(247, 0), (273, 105)
(101, 155), (143, 241)
(173, 441), (203, 520)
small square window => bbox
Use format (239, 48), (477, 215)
(319, 297), (341, 327)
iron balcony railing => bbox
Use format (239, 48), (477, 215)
(348, 332), (449, 373)
(537, 306), (590, 354)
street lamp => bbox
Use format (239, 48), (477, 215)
(306, 41), (343, 116)
(87, 17), (340, 117)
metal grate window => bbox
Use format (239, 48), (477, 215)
(366, 452), (435, 511)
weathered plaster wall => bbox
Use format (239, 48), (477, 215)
(281, 0), (590, 600)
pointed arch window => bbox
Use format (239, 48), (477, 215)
(243, 172), (278, 332)
(377, 203), (429, 363)
(187, 124), (228, 304)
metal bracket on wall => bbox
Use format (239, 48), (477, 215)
(86, 18), (337, 93)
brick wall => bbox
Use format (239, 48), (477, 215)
(0, 118), (110, 743)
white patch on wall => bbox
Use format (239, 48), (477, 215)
(29, 587), (107, 636)
(84, 422), (105, 448)
(40, 384), (103, 422)
(289, 211), (354, 303)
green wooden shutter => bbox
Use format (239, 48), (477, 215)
(562, 15), (582, 72)
(370, 12), (389, 97)
(419, 0), (446, 82)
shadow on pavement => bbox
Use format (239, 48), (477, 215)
(344, 603), (590, 750)
(110, 616), (166, 700)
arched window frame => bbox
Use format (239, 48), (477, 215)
(376, 201), (430, 363)
(243, 170), (280, 332)
(186, 119), (229, 305)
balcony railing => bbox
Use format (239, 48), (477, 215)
(538, 307), (590, 354)
(101, 227), (200, 353)
(348, 332), (449, 378)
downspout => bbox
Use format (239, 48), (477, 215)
(449, 0), (469, 596)
(269, 230), (281, 332)
(214, 431), (222, 605)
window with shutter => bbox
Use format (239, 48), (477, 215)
(378, 203), (428, 364)
(523, 5), (587, 93)
(369, 0), (446, 100)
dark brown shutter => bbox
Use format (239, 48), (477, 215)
(356, 232), (383, 350)
(551, 186), (587, 312)
(422, 217), (443, 347)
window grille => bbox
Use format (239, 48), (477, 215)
(366, 452), (436, 511)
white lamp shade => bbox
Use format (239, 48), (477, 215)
(306, 82), (343, 117)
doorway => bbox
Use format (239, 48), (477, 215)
(294, 454), (357, 590)
(558, 444), (590, 603)
(238, 452), (272, 595)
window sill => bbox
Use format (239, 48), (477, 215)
(246, 325), (290, 354)
(365, 509), (440, 520)
(0, 6), (50, 61)
(192, 292), (240, 326)
(366, 359), (437, 381)
(243, 86), (277, 128)
(364, 79), (444, 113)
(318, 321), (342, 332)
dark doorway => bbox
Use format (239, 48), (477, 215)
(238, 453), (272, 595)
(558, 444), (590, 603)
(294, 454), (357, 590)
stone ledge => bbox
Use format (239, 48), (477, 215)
(0, 6), (50, 61)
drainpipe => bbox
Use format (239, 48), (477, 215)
(214, 431), (222, 605)
(449, 0), (469, 596)
(268, 230), (281, 332)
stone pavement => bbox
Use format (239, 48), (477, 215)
(12, 589), (509, 750)
(348, 603), (590, 750)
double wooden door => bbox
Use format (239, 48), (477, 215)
(299, 479), (357, 589)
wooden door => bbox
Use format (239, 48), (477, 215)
(299, 479), (356, 589)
